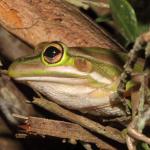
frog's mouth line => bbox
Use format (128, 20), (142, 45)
(15, 76), (89, 84)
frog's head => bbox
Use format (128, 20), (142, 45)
(8, 41), (76, 81)
(8, 41), (120, 85)
(8, 41), (125, 116)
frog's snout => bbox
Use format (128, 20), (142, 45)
(8, 58), (29, 78)
(8, 61), (20, 78)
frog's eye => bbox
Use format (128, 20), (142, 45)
(42, 43), (63, 64)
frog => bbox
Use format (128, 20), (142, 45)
(8, 41), (143, 117)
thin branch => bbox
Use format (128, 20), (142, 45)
(127, 118), (150, 145)
(126, 135), (136, 150)
(112, 36), (146, 114)
(32, 97), (125, 143)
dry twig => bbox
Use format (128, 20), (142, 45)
(33, 97), (125, 143)
(14, 114), (116, 150)
(125, 32), (150, 149)
(113, 36), (146, 114)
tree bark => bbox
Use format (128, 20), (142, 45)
(0, 0), (122, 50)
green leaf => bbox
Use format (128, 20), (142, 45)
(137, 142), (150, 150)
(109, 0), (139, 44)
(138, 23), (150, 35)
(96, 15), (112, 23)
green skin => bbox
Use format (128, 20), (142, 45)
(8, 41), (143, 117)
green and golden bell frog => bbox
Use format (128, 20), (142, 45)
(8, 41), (143, 117)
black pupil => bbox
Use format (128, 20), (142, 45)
(44, 46), (60, 58)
